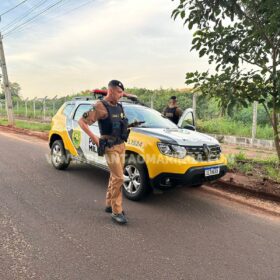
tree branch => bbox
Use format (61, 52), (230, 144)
(235, 3), (274, 49)
(240, 55), (272, 74)
(262, 102), (274, 127)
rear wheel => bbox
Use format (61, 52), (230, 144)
(51, 140), (70, 170)
(123, 154), (150, 201)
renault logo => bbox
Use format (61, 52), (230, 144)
(203, 144), (210, 160)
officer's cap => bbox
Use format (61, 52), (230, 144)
(108, 80), (124, 91)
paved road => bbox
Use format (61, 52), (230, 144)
(0, 131), (279, 280)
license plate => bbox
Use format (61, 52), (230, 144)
(205, 167), (220, 177)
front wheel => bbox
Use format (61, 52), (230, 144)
(51, 140), (70, 170)
(123, 154), (150, 201)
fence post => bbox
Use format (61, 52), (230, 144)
(252, 101), (258, 145)
(52, 95), (57, 116)
(43, 96), (47, 121)
(25, 98), (28, 118)
(192, 93), (197, 121)
(150, 94), (154, 109)
(33, 98), (37, 118)
(0, 100), (3, 116)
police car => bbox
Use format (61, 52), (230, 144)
(49, 92), (227, 200)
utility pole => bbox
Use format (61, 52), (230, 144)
(0, 33), (14, 125)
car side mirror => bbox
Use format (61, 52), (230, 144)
(183, 124), (196, 131)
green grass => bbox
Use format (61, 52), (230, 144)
(0, 119), (50, 132)
(227, 152), (280, 182)
(197, 118), (274, 140)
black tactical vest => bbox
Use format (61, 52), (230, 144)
(98, 100), (129, 142)
(164, 106), (179, 124)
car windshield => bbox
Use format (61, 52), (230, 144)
(123, 105), (178, 129)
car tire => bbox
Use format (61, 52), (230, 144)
(51, 140), (70, 170)
(123, 154), (150, 201)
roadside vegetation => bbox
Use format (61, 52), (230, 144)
(0, 118), (50, 132)
(0, 87), (274, 140)
(227, 152), (280, 183)
(196, 119), (273, 140)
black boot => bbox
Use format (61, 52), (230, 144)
(105, 206), (112, 213)
(111, 213), (127, 224)
(105, 206), (125, 215)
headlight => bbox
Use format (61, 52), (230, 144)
(157, 143), (186, 159)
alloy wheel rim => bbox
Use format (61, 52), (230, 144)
(52, 144), (63, 166)
(123, 165), (141, 194)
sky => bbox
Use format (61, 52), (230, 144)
(0, 0), (209, 99)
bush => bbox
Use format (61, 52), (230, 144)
(196, 118), (273, 140)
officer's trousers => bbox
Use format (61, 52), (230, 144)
(104, 143), (125, 214)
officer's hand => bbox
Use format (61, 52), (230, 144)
(91, 136), (99, 147)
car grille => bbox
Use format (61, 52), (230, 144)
(185, 145), (221, 161)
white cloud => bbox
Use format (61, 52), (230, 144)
(4, 0), (207, 98)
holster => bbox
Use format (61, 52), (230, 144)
(97, 138), (107, 156)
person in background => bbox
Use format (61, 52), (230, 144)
(162, 96), (182, 125)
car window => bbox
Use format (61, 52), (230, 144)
(74, 104), (93, 121)
(181, 112), (194, 127)
(63, 104), (75, 117)
(123, 106), (178, 129)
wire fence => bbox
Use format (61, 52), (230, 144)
(0, 96), (67, 122)
(0, 93), (278, 142)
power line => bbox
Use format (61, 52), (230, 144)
(4, 0), (95, 38)
(0, 0), (30, 17)
(51, 0), (95, 19)
(3, 0), (68, 37)
(1, 0), (50, 32)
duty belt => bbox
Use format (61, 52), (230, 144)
(101, 135), (124, 146)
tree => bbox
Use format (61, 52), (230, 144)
(0, 82), (22, 100)
(172, 0), (280, 161)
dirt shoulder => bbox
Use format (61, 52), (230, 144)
(208, 171), (280, 203)
(217, 143), (280, 202)
(0, 125), (48, 141)
(221, 143), (277, 160)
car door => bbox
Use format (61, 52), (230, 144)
(72, 103), (107, 166)
(177, 108), (196, 130)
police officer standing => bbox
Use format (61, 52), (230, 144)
(78, 80), (130, 225)
(163, 96), (183, 125)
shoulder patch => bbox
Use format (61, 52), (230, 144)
(83, 106), (96, 119)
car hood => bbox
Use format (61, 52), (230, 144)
(132, 127), (219, 146)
